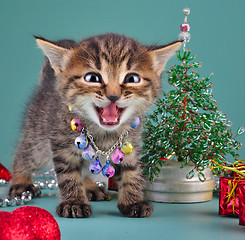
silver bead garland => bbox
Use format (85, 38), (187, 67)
(0, 168), (57, 208)
(0, 179), (8, 185)
(33, 168), (58, 190)
(0, 167), (107, 208)
(0, 191), (32, 208)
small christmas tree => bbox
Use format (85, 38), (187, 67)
(141, 8), (244, 181)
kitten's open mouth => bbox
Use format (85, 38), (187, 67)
(95, 103), (125, 126)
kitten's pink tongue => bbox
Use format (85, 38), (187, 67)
(100, 103), (119, 124)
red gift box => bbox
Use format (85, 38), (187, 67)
(238, 183), (245, 226)
(219, 177), (242, 216)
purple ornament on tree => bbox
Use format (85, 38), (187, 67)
(102, 161), (115, 178)
(111, 147), (125, 164)
(89, 157), (102, 174)
(82, 143), (95, 161)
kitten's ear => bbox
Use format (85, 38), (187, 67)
(35, 36), (71, 74)
(149, 41), (182, 75)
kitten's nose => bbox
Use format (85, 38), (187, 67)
(107, 95), (120, 103)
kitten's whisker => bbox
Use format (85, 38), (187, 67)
(75, 98), (93, 114)
(130, 48), (148, 61)
(79, 46), (97, 62)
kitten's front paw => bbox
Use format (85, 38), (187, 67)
(56, 200), (92, 218)
(118, 201), (153, 218)
(9, 184), (41, 198)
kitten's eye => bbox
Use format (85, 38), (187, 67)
(84, 73), (102, 83)
(124, 73), (140, 84)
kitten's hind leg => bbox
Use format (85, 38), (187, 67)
(84, 177), (109, 201)
(9, 172), (41, 198)
(9, 139), (51, 198)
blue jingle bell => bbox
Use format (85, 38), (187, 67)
(89, 156), (102, 174)
(102, 160), (115, 178)
(131, 116), (140, 128)
(82, 143), (95, 161)
(111, 147), (124, 164)
(75, 133), (88, 149)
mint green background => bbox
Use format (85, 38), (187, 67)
(0, 1), (244, 167)
(0, 1), (245, 239)
(1, 0), (244, 169)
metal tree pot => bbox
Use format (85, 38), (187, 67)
(144, 159), (215, 203)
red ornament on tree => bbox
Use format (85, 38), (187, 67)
(180, 23), (191, 32)
(0, 162), (12, 181)
(0, 206), (61, 240)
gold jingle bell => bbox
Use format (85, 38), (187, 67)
(120, 138), (134, 155)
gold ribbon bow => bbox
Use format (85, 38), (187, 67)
(224, 178), (240, 215)
(210, 159), (245, 178)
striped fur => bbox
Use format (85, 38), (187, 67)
(9, 33), (181, 218)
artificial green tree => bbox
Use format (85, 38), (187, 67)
(141, 8), (244, 181)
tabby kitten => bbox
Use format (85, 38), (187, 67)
(9, 33), (181, 218)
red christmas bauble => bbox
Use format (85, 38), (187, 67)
(13, 207), (61, 240)
(0, 206), (61, 240)
(0, 211), (35, 240)
(0, 163), (12, 181)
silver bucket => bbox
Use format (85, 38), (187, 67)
(144, 160), (215, 203)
